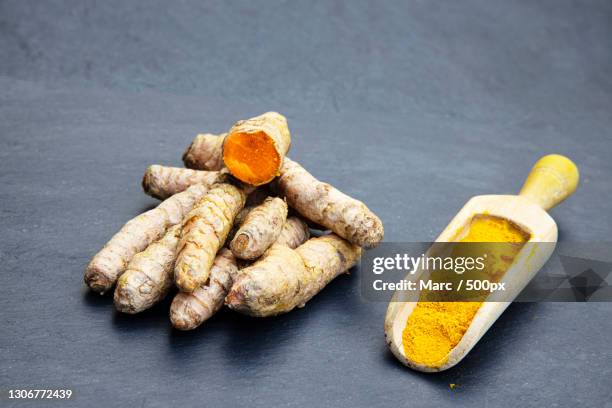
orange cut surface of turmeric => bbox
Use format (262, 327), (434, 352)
(223, 131), (281, 186)
(402, 215), (529, 368)
(222, 112), (291, 186)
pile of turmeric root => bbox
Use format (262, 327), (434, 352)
(85, 112), (384, 330)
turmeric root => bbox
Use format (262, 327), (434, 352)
(230, 197), (288, 260)
(183, 113), (291, 186)
(226, 234), (362, 317)
(226, 189), (272, 242)
(169, 217), (309, 330)
(275, 216), (310, 248)
(174, 183), (246, 292)
(223, 112), (291, 186)
(169, 249), (238, 330)
(142, 165), (224, 200)
(85, 183), (210, 294)
(114, 225), (181, 314)
(235, 215), (311, 270)
(182, 133), (226, 171)
(182, 133), (383, 247)
(276, 158), (383, 248)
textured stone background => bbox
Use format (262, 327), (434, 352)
(1, 1), (611, 407)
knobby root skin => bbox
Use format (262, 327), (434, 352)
(180, 133), (380, 246)
(85, 183), (210, 294)
(183, 133), (227, 171)
(227, 205), (255, 243)
(231, 215), (310, 270)
(114, 225), (181, 314)
(226, 188), (272, 243)
(275, 216), (310, 248)
(223, 112), (291, 186)
(290, 208), (328, 231)
(230, 197), (288, 260)
(226, 234), (362, 317)
(142, 165), (225, 200)
(174, 183), (246, 293)
(276, 158), (384, 248)
(170, 249), (238, 330)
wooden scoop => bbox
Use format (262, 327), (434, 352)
(385, 154), (579, 372)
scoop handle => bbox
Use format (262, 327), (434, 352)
(519, 154), (579, 211)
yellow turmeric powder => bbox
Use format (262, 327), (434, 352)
(402, 215), (530, 368)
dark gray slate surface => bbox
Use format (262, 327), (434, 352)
(1, 1), (611, 407)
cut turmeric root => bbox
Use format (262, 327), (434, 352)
(182, 132), (382, 247)
(174, 183), (246, 292)
(223, 112), (291, 186)
(226, 234), (361, 317)
(88, 111), (383, 330)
